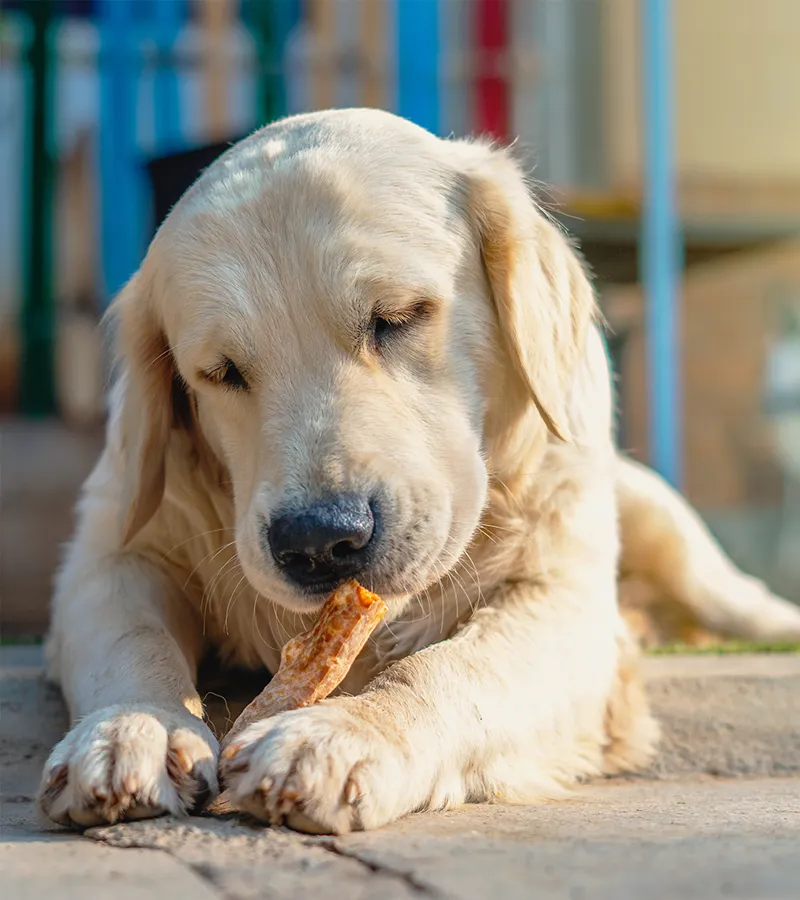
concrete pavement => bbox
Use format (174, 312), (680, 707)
(2, 647), (799, 899)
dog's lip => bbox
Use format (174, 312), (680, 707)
(280, 573), (414, 611)
(283, 548), (451, 609)
(293, 576), (387, 604)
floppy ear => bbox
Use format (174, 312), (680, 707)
(110, 272), (188, 544)
(460, 144), (597, 441)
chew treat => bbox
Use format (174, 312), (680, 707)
(222, 580), (386, 746)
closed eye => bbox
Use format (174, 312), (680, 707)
(369, 300), (436, 352)
(200, 357), (249, 391)
(372, 314), (405, 345)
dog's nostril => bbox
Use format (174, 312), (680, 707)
(330, 537), (362, 559)
(266, 495), (378, 588)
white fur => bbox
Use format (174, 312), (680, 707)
(37, 109), (800, 833)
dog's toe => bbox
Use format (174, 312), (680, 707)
(37, 705), (219, 828)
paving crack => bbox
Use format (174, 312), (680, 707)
(86, 817), (435, 899)
(88, 828), (229, 899)
(311, 836), (445, 898)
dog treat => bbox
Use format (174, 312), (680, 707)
(221, 580), (386, 748)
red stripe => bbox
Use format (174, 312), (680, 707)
(474, 0), (509, 140)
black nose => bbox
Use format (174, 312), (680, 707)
(266, 495), (377, 589)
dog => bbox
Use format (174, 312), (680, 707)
(37, 109), (800, 833)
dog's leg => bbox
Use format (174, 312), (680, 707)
(220, 577), (656, 833)
(616, 454), (800, 640)
(220, 473), (657, 833)
(37, 553), (218, 827)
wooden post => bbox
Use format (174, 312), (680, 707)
(200, 0), (234, 140)
(308, 0), (336, 111)
(360, 0), (385, 109)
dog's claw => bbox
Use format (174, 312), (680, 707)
(344, 776), (360, 806)
(222, 755), (251, 775)
(122, 774), (139, 796)
(173, 747), (194, 773)
(221, 742), (243, 761)
(278, 783), (299, 816)
(48, 763), (69, 790)
(259, 777), (274, 796)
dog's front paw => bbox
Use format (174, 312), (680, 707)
(220, 701), (412, 833)
(37, 705), (219, 827)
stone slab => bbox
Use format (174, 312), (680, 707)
(3, 651), (800, 899)
(85, 779), (800, 900)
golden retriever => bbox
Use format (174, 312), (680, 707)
(37, 109), (800, 832)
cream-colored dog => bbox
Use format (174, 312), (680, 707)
(38, 109), (800, 833)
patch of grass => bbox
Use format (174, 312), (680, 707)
(648, 640), (800, 656)
(0, 634), (44, 646)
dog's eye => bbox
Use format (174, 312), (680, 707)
(220, 359), (248, 390)
(372, 316), (403, 345)
(202, 358), (249, 391)
(370, 301), (435, 351)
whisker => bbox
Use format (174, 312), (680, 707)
(223, 572), (249, 634)
(250, 592), (279, 654)
(161, 528), (235, 562)
(491, 476), (527, 517)
(200, 555), (241, 629)
(201, 691), (233, 735)
(183, 540), (238, 593)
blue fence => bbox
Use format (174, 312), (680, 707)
(7, 0), (681, 489)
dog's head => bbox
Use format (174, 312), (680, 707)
(112, 110), (595, 615)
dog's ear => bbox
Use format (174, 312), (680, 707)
(110, 272), (190, 544)
(460, 144), (596, 441)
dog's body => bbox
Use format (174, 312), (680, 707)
(38, 110), (800, 833)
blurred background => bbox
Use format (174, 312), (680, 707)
(2, 0), (800, 637)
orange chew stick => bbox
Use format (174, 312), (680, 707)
(222, 580), (386, 747)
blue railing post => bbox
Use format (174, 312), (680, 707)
(396, 0), (440, 135)
(641, 0), (682, 487)
(98, 0), (144, 305)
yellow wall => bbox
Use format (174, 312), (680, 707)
(605, 0), (800, 186)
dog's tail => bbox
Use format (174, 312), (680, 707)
(616, 454), (800, 641)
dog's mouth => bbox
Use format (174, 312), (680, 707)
(236, 492), (475, 617)
(236, 541), (451, 618)
(257, 569), (422, 616)
(254, 535), (471, 619)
